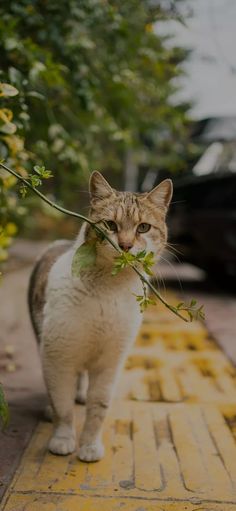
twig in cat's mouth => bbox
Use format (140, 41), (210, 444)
(0, 161), (205, 323)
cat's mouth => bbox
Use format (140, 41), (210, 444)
(100, 239), (149, 258)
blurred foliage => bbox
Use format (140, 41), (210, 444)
(0, 0), (196, 213)
(0, 81), (28, 264)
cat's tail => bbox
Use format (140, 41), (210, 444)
(28, 240), (71, 342)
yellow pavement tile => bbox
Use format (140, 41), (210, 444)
(2, 294), (236, 511)
(4, 494), (236, 511)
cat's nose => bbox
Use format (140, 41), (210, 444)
(119, 241), (133, 252)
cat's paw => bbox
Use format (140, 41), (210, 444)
(49, 432), (76, 456)
(78, 441), (104, 462)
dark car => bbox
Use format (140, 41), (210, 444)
(168, 117), (236, 283)
(140, 116), (236, 283)
(168, 171), (236, 282)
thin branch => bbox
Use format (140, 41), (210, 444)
(0, 162), (96, 225)
(0, 161), (188, 322)
(132, 266), (188, 322)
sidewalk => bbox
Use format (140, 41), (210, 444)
(1, 242), (236, 510)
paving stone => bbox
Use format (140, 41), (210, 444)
(1, 247), (236, 510)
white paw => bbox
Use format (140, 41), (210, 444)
(78, 441), (104, 462)
(49, 433), (76, 455)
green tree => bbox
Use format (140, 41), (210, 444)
(0, 0), (194, 209)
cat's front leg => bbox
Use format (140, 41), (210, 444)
(42, 352), (77, 455)
(78, 367), (116, 462)
(44, 370), (88, 421)
(76, 371), (88, 404)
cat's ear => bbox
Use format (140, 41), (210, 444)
(89, 171), (114, 201)
(146, 179), (173, 209)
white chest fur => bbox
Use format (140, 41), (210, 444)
(42, 245), (143, 370)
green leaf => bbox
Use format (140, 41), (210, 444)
(187, 311), (194, 322)
(30, 174), (42, 187)
(0, 83), (19, 97)
(136, 250), (146, 259)
(72, 241), (97, 277)
(34, 165), (45, 175)
(19, 183), (28, 198)
(176, 302), (185, 309)
(198, 305), (205, 320)
(142, 264), (154, 276)
(41, 170), (53, 179)
(111, 266), (122, 276)
(111, 249), (156, 278)
(135, 295), (144, 302)
(112, 253), (130, 275)
(34, 166), (53, 179)
(0, 384), (9, 430)
(133, 292), (156, 313)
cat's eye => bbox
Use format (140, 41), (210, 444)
(137, 223), (151, 233)
(106, 220), (117, 232)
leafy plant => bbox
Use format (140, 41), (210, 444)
(19, 165), (53, 197)
(0, 82), (29, 266)
(0, 1), (199, 208)
(111, 250), (155, 277)
(175, 299), (205, 322)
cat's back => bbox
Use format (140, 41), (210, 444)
(28, 239), (71, 341)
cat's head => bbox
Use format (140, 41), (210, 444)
(88, 171), (172, 261)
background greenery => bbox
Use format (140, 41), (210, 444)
(0, 0), (199, 259)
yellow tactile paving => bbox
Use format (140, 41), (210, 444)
(2, 295), (236, 510)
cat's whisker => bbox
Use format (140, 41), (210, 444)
(153, 268), (167, 297)
(164, 247), (183, 266)
(159, 253), (184, 294)
(165, 242), (183, 256)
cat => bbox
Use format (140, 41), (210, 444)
(28, 171), (172, 462)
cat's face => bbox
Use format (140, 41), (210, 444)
(89, 171), (172, 260)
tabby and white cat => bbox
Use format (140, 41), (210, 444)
(29, 171), (172, 462)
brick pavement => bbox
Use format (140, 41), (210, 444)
(1, 241), (236, 510)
